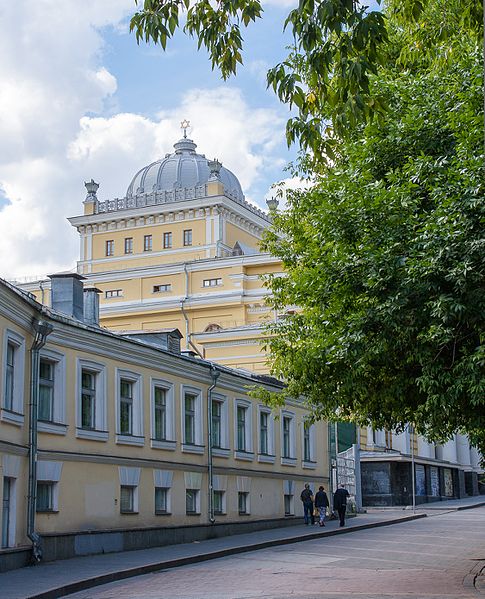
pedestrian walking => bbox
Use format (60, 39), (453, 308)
(333, 483), (350, 527)
(314, 486), (329, 526)
(300, 483), (314, 525)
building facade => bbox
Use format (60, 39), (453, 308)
(0, 275), (327, 570)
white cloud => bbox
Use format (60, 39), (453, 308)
(0, 2), (285, 279)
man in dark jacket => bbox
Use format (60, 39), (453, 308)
(333, 484), (350, 526)
(300, 483), (314, 525)
(314, 486), (329, 526)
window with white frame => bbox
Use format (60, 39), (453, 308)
(150, 380), (174, 449)
(211, 398), (222, 448)
(153, 284), (171, 293)
(38, 349), (65, 431)
(182, 387), (202, 449)
(281, 411), (296, 461)
(235, 400), (253, 456)
(258, 407), (274, 458)
(144, 234), (152, 252)
(76, 360), (107, 439)
(124, 237), (133, 254)
(154, 469), (173, 514)
(210, 394), (228, 454)
(238, 492), (249, 514)
(303, 423), (316, 463)
(105, 289), (122, 299)
(186, 489), (199, 514)
(283, 480), (295, 515)
(163, 232), (172, 249)
(284, 493), (294, 515)
(183, 229), (192, 247)
(203, 278), (222, 288)
(119, 467), (140, 513)
(213, 490), (225, 515)
(105, 240), (114, 256)
(2, 330), (25, 419)
(116, 371), (143, 444)
(36, 461), (62, 512)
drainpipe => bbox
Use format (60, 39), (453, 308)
(27, 318), (54, 562)
(207, 365), (220, 524)
(180, 262), (204, 358)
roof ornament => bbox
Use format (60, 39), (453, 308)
(180, 119), (191, 139)
(84, 179), (99, 200)
(208, 158), (222, 181)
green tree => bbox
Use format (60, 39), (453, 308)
(260, 5), (484, 453)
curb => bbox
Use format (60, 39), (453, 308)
(25, 513), (427, 599)
(455, 501), (485, 511)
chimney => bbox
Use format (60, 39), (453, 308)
(83, 287), (102, 326)
(48, 273), (86, 321)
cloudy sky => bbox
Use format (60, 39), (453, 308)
(0, 0), (378, 279)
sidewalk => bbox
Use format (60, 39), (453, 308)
(1, 510), (426, 599)
(365, 494), (485, 513)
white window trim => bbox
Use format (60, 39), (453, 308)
(37, 461), (63, 512)
(257, 405), (275, 464)
(181, 385), (204, 452)
(185, 489), (201, 515)
(213, 489), (226, 515)
(116, 369), (144, 446)
(234, 398), (253, 459)
(238, 491), (251, 515)
(281, 410), (296, 465)
(38, 348), (67, 435)
(1, 329), (25, 425)
(150, 378), (176, 450)
(211, 392), (229, 451)
(76, 359), (108, 441)
(153, 469), (173, 514)
(302, 422), (317, 468)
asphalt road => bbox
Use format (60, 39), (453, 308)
(68, 506), (485, 599)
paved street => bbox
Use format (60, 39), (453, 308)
(68, 507), (485, 599)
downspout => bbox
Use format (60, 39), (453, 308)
(181, 262), (204, 358)
(207, 365), (220, 524)
(28, 318), (53, 562)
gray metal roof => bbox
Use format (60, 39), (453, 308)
(126, 138), (245, 202)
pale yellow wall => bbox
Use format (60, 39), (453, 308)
(225, 222), (261, 250)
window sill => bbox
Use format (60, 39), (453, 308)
(234, 451), (254, 461)
(116, 434), (145, 446)
(214, 512), (226, 516)
(76, 428), (109, 441)
(302, 460), (317, 469)
(36, 509), (59, 514)
(38, 421), (68, 436)
(0, 409), (24, 426)
(155, 511), (171, 516)
(185, 512), (201, 516)
(151, 439), (176, 451)
(212, 447), (231, 458)
(238, 512), (251, 516)
(257, 454), (275, 464)
(120, 511), (139, 515)
(182, 443), (205, 454)
(281, 457), (297, 467)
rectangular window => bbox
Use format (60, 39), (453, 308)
(105, 240), (114, 256)
(260, 411), (269, 454)
(38, 359), (54, 422)
(153, 284), (171, 293)
(238, 491), (249, 515)
(153, 386), (167, 441)
(155, 487), (168, 514)
(237, 405), (247, 451)
(184, 393), (196, 444)
(211, 400), (222, 448)
(304, 424), (311, 461)
(2, 477), (12, 548)
(119, 379), (133, 435)
(144, 234), (152, 252)
(163, 232), (172, 249)
(283, 416), (291, 458)
(105, 289), (122, 299)
(203, 278), (222, 288)
(124, 237), (133, 254)
(120, 485), (135, 513)
(4, 342), (15, 411)
(186, 489), (198, 514)
(183, 229), (192, 246)
(284, 494), (294, 516)
(213, 490), (224, 515)
(81, 370), (96, 430)
(36, 482), (54, 512)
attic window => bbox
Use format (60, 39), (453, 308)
(203, 278), (222, 288)
(203, 323), (223, 333)
(105, 289), (122, 299)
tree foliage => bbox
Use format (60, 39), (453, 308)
(261, 3), (484, 453)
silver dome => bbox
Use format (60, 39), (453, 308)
(126, 138), (244, 201)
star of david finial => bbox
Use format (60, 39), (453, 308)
(180, 119), (191, 138)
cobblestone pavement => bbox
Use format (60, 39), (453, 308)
(68, 507), (485, 599)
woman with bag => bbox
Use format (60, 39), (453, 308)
(314, 486), (329, 527)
